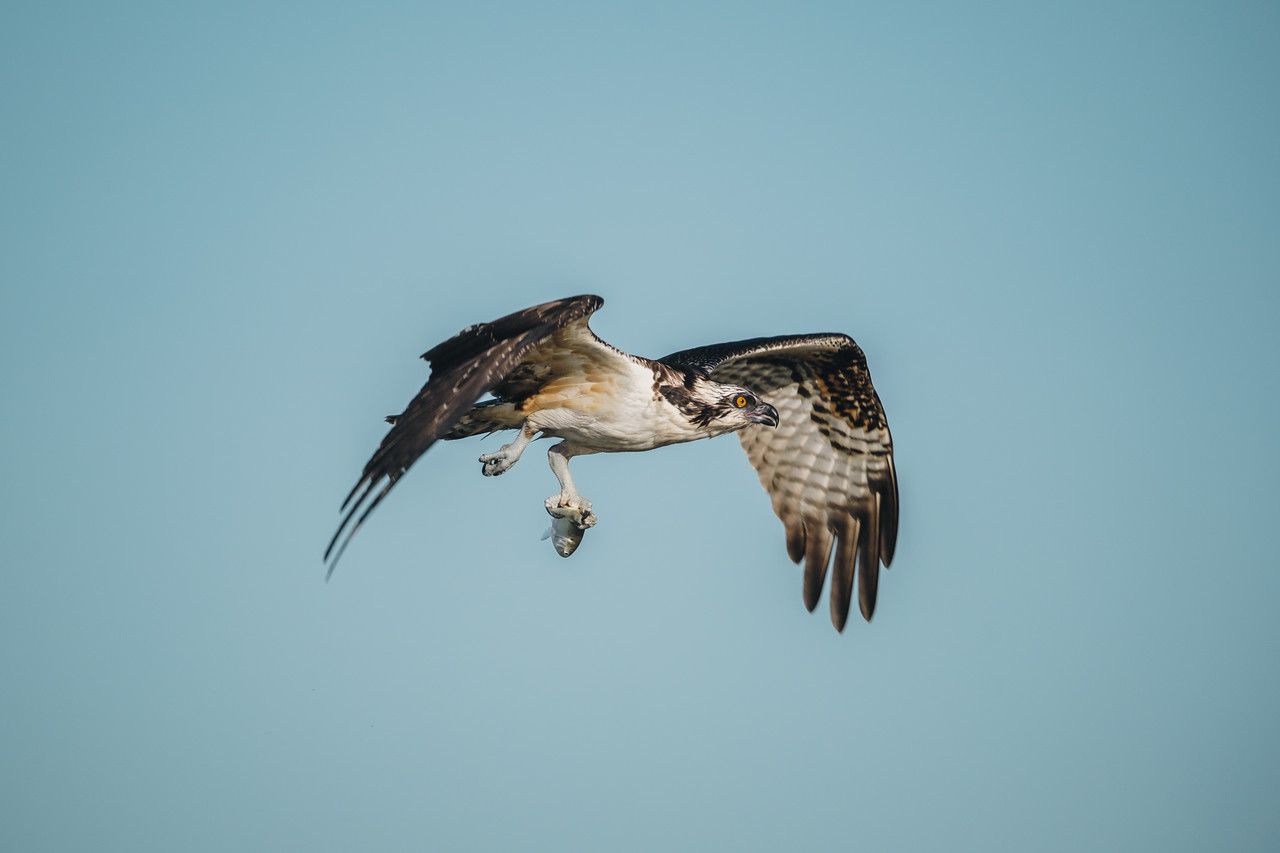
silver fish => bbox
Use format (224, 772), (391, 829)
(541, 504), (596, 557)
(542, 515), (587, 557)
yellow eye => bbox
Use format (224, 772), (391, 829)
(735, 395), (748, 408)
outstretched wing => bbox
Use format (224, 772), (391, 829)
(663, 335), (899, 631)
(325, 294), (605, 575)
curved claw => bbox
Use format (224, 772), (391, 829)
(479, 451), (514, 477)
(544, 496), (595, 527)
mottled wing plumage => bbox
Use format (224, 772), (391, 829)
(664, 335), (898, 631)
(324, 294), (605, 574)
(662, 334), (855, 374)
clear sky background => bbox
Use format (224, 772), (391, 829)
(2, 3), (1277, 851)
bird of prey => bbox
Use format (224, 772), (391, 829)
(326, 295), (899, 632)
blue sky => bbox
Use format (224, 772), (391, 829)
(2, 3), (1278, 851)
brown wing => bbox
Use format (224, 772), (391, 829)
(324, 294), (605, 575)
(666, 335), (898, 631)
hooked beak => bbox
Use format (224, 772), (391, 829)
(747, 401), (779, 428)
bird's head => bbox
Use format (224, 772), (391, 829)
(689, 379), (780, 433)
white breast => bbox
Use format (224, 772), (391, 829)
(525, 361), (708, 452)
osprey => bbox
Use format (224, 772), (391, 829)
(326, 295), (899, 632)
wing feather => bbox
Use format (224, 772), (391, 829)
(803, 522), (835, 613)
(665, 334), (898, 629)
(830, 517), (859, 631)
(325, 294), (606, 575)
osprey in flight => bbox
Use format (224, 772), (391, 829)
(326, 295), (899, 632)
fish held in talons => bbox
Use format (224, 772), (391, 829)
(542, 498), (597, 557)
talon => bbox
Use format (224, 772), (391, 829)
(480, 449), (515, 477)
(544, 496), (597, 530)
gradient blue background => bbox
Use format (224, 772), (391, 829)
(3, 3), (1277, 851)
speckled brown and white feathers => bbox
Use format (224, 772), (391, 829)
(662, 335), (899, 632)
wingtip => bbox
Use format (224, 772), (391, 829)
(784, 519), (806, 564)
(858, 570), (878, 621)
(858, 586), (878, 622)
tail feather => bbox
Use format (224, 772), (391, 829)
(440, 400), (521, 440)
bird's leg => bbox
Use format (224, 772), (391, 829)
(478, 422), (537, 477)
(544, 442), (596, 529)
